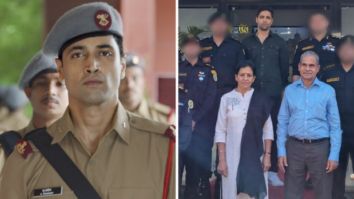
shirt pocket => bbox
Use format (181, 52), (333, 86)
(108, 188), (155, 199)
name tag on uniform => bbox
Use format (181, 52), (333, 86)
(179, 73), (187, 76)
(302, 45), (314, 51)
(326, 77), (340, 83)
(32, 187), (63, 198)
(201, 46), (212, 51)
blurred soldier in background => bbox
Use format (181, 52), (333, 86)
(0, 51), (68, 175)
(119, 52), (175, 123)
(292, 12), (339, 81)
(0, 85), (29, 131)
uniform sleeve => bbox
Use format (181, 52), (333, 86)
(263, 116), (274, 140)
(326, 88), (342, 161)
(214, 96), (227, 143)
(292, 42), (302, 76)
(279, 39), (290, 86)
(193, 70), (216, 122)
(277, 89), (291, 157)
(0, 151), (27, 199)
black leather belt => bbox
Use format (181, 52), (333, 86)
(289, 136), (329, 144)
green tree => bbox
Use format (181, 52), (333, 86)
(0, 0), (43, 85)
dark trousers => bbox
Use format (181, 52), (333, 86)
(285, 139), (333, 199)
(182, 133), (212, 199)
(332, 142), (354, 199)
(270, 96), (281, 172)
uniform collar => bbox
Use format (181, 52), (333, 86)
(309, 33), (329, 42)
(49, 101), (131, 145)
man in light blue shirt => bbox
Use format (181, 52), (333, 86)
(277, 51), (341, 199)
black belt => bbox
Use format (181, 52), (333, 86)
(289, 136), (329, 144)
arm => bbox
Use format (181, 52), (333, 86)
(0, 152), (27, 198)
(193, 70), (217, 122)
(327, 89), (342, 162)
(279, 40), (290, 86)
(277, 90), (290, 157)
(215, 97), (228, 177)
(263, 116), (273, 171)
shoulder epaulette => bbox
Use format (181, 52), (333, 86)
(129, 113), (175, 140)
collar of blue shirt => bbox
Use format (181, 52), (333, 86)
(295, 78), (321, 88)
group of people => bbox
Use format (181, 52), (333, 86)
(179, 6), (354, 199)
(0, 2), (175, 199)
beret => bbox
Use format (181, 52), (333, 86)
(18, 51), (57, 89)
(125, 53), (145, 68)
(0, 85), (28, 111)
(43, 2), (123, 57)
(180, 34), (200, 47)
(208, 11), (230, 24)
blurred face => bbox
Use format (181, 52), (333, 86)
(309, 14), (329, 35)
(298, 55), (320, 81)
(338, 43), (354, 64)
(235, 66), (255, 90)
(56, 35), (125, 106)
(182, 42), (201, 59)
(256, 10), (273, 31)
(210, 18), (229, 37)
(119, 67), (145, 110)
(25, 72), (68, 119)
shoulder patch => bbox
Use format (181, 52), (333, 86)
(323, 64), (336, 71)
(302, 45), (314, 51)
(129, 114), (174, 139)
(326, 77), (340, 83)
(201, 46), (212, 51)
(15, 139), (32, 159)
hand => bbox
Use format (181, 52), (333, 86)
(217, 160), (228, 177)
(262, 155), (271, 172)
(278, 156), (288, 174)
(192, 120), (196, 131)
(326, 160), (338, 173)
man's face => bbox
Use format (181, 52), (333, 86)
(119, 67), (145, 109)
(57, 35), (125, 106)
(210, 18), (229, 37)
(182, 42), (201, 59)
(25, 72), (68, 119)
(298, 55), (320, 81)
(256, 11), (273, 31)
(309, 14), (329, 35)
(338, 43), (354, 64)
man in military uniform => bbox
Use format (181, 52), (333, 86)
(119, 52), (175, 123)
(292, 12), (339, 81)
(321, 35), (354, 199)
(200, 11), (245, 198)
(0, 51), (68, 175)
(0, 3), (175, 199)
(0, 85), (29, 131)
(180, 34), (217, 198)
(242, 7), (289, 186)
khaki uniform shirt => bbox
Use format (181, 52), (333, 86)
(0, 103), (175, 199)
(0, 122), (35, 178)
(135, 99), (175, 124)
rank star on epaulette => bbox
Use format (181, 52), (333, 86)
(16, 139), (33, 159)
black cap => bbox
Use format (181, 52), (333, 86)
(180, 34), (200, 47)
(208, 11), (230, 24)
(337, 35), (354, 51)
